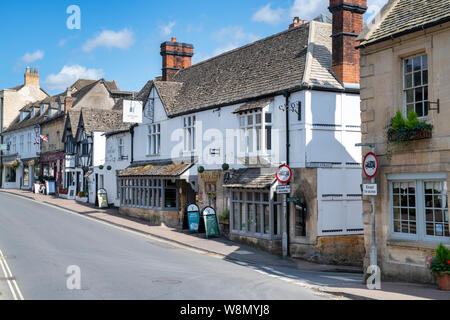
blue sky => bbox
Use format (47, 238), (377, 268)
(0, 0), (388, 95)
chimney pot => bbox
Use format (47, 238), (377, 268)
(289, 17), (306, 29)
(171, 37), (177, 42)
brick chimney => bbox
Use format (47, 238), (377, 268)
(160, 37), (194, 81)
(329, 0), (367, 85)
(289, 17), (307, 29)
(24, 67), (40, 87)
(65, 87), (73, 114)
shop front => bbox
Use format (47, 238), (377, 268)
(2, 155), (19, 189)
(40, 151), (64, 193)
(117, 161), (196, 227)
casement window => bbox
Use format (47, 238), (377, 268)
(118, 137), (126, 160)
(5, 166), (16, 183)
(40, 105), (45, 116)
(81, 141), (89, 156)
(404, 54), (429, 118)
(119, 178), (178, 210)
(147, 124), (161, 156)
(390, 177), (449, 242)
(239, 111), (272, 154)
(19, 135), (24, 153)
(12, 137), (16, 153)
(231, 190), (281, 238)
(30, 108), (35, 118)
(183, 116), (196, 152)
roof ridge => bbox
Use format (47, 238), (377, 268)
(175, 23), (311, 75)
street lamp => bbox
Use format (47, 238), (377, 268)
(356, 142), (378, 268)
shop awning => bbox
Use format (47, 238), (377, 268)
(223, 168), (277, 189)
(233, 98), (273, 114)
(118, 162), (194, 178)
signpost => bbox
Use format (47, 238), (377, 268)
(187, 204), (200, 232)
(202, 206), (220, 238)
(357, 143), (379, 284)
(276, 164), (293, 259)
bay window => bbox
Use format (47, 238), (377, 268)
(231, 190), (281, 238)
(390, 175), (449, 242)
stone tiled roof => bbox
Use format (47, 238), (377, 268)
(80, 109), (125, 134)
(233, 98), (274, 114)
(153, 21), (342, 117)
(119, 161), (194, 177)
(1, 111), (47, 134)
(67, 110), (81, 135)
(223, 168), (277, 189)
(358, 0), (450, 47)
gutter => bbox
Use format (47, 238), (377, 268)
(283, 91), (291, 257)
(168, 84), (360, 118)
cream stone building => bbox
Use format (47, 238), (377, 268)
(357, 0), (450, 283)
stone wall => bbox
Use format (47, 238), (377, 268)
(119, 206), (180, 227)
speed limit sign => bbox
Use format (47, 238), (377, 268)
(363, 152), (378, 178)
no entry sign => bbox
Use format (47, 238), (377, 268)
(363, 152), (378, 179)
(276, 164), (292, 184)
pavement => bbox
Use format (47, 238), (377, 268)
(1, 188), (449, 300)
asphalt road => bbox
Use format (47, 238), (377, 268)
(0, 192), (359, 300)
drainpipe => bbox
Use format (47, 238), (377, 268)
(130, 125), (135, 164)
(283, 91), (291, 257)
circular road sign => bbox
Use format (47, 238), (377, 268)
(363, 152), (378, 178)
(276, 164), (293, 184)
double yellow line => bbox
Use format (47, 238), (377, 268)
(0, 248), (24, 300)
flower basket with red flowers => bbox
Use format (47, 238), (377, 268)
(426, 243), (450, 290)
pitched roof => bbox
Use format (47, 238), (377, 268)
(119, 161), (194, 177)
(223, 168), (277, 189)
(80, 108), (125, 134)
(153, 21), (342, 117)
(2, 108), (48, 134)
(358, 0), (450, 47)
(233, 98), (274, 114)
(71, 79), (119, 92)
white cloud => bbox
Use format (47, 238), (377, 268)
(20, 50), (44, 64)
(211, 26), (260, 57)
(44, 65), (104, 91)
(366, 0), (389, 23)
(252, 3), (285, 25)
(159, 21), (176, 37)
(290, 0), (328, 21)
(82, 29), (135, 52)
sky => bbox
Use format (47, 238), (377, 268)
(0, 0), (389, 95)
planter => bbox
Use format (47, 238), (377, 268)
(436, 273), (450, 291)
(388, 128), (432, 143)
(59, 193), (68, 199)
(75, 196), (88, 203)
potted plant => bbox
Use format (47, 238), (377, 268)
(387, 110), (433, 145)
(59, 188), (69, 199)
(426, 243), (450, 291)
(76, 190), (89, 203)
(222, 163), (230, 171)
(99, 165), (104, 170)
(106, 165), (112, 171)
(10, 160), (19, 171)
(197, 166), (205, 173)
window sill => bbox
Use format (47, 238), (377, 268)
(146, 154), (160, 158)
(387, 239), (450, 250)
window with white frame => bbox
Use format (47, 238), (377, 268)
(231, 190), (281, 237)
(239, 111), (272, 154)
(183, 116), (196, 152)
(12, 137), (16, 153)
(118, 137), (126, 160)
(404, 54), (429, 118)
(40, 105), (45, 116)
(391, 178), (449, 242)
(147, 124), (160, 155)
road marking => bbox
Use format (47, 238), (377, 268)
(0, 248), (23, 300)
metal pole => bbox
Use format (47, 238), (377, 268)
(282, 193), (288, 259)
(370, 145), (377, 267)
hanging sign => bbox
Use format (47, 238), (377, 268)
(202, 206), (220, 238)
(276, 164), (292, 184)
(363, 152), (378, 179)
(123, 100), (143, 123)
(187, 204), (200, 232)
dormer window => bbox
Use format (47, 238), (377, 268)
(20, 111), (29, 122)
(40, 105), (45, 116)
(30, 108), (35, 118)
